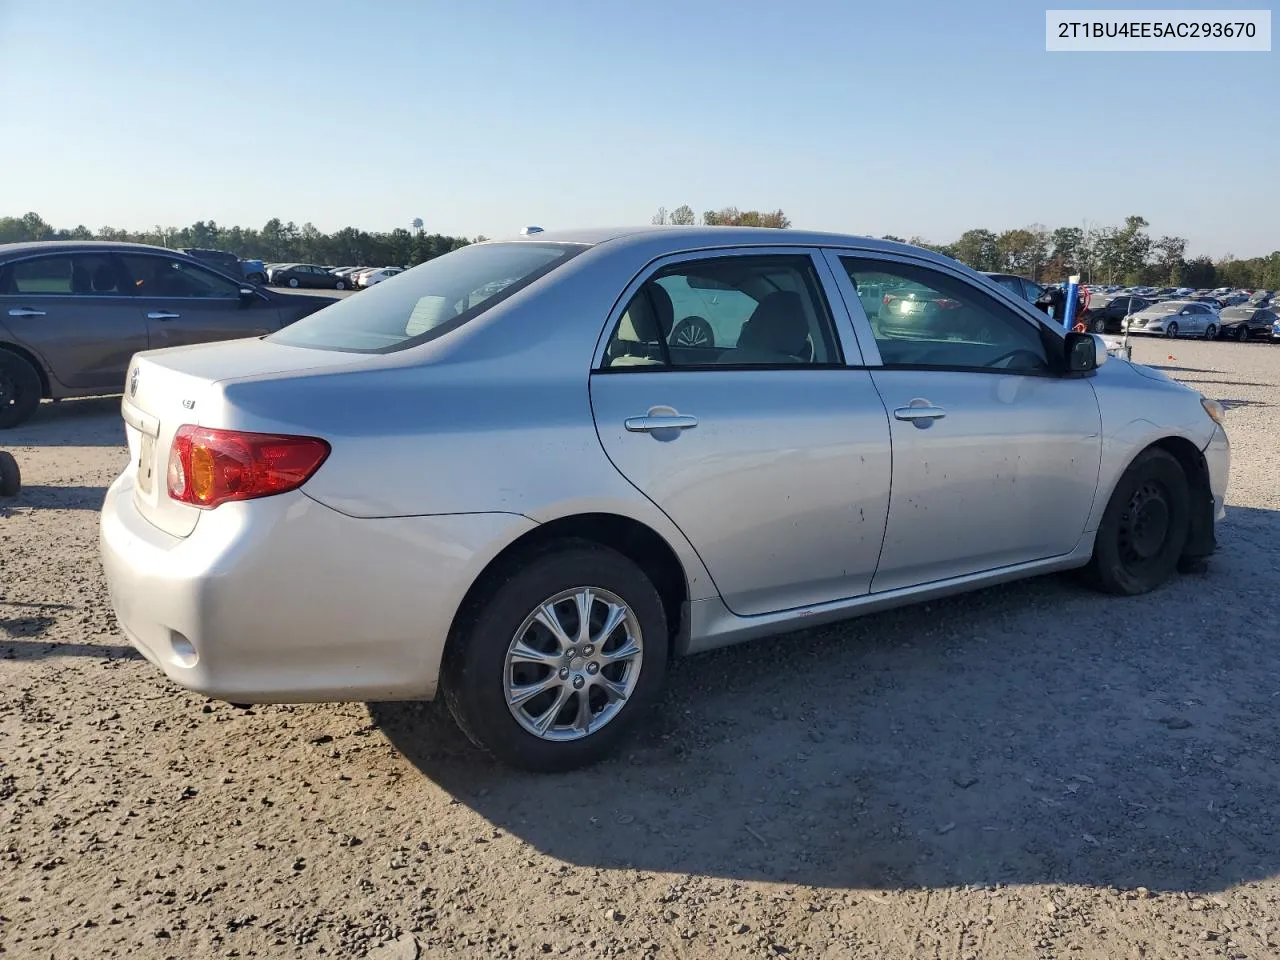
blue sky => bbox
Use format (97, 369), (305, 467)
(0, 0), (1275, 257)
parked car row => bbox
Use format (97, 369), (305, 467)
(1028, 280), (1277, 342)
(263, 262), (406, 290)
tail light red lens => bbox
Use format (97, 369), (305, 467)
(935, 298), (961, 309)
(167, 426), (330, 509)
(882, 294), (895, 305)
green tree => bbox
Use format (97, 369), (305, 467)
(996, 228), (1037, 274)
(702, 207), (789, 228)
(669, 204), (696, 226)
(952, 229), (1000, 271)
(1182, 256), (1216, 288)
(1151, 235), (1187, 284)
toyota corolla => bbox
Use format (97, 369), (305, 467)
(100, 227), (1230, 771)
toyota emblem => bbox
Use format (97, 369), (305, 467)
(129, 367), (139, 397)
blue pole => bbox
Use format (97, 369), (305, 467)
(1063, 274), (1080, 331)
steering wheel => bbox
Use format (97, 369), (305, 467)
(985, 348), (1045, 370)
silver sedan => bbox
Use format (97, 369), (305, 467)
(100, 227), (1231, 771)
(1124, 299), (1220, 338)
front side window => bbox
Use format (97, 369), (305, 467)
(268, 241), (585, 353)
(600, 254), (842, 369)
(841, 257), (1051, 372)
(116, 255), (243, 298)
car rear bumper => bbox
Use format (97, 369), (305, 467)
(99, 472), (536, 703)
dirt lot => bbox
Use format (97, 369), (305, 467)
(2, 337), (1278, 960)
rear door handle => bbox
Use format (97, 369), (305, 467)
(625, 414), (698, 433)
(893, 404), (947, 422)
(7, 307), (46, 318)
(147, 311), (181, 320)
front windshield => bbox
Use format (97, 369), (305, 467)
(268, 241), (586, 353)
(1148, 302), (1181, 314)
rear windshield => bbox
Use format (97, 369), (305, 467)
(268, 241), (586, 353)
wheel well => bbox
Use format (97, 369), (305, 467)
(0, 343), (51, 398)
(448, 513), (690, 658)
(1147, 435), (1215, 561)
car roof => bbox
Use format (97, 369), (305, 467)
(496, 225), (959, 262)
(0, 240), (186, 258)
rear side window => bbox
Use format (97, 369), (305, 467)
(268, 242), (586, 353)
(3, 254), (123, 295)
(600, 254), (842, 369)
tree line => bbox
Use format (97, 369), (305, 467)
(651, 206), (1278, 290)
(0, 212), (477, 268)
(5, 209), (1277, 290)
(899, 216), (1279, 290)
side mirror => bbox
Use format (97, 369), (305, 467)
(1064, 331), (1102, 373)
(238, 287), (257, 306)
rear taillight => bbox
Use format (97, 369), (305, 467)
(167, 426), (330, 509)
(882, 294), (895, 305)
(934, 298), (961, 309)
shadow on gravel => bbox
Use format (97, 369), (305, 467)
(1219, 399), (1270, 410)
(1, 637), (142, 660)
(374, 506), (1280, 896)
(5, 485), (108, 510)
(3, 396), (125, 446)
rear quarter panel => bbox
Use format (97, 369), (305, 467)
(195, 245), (726, 600)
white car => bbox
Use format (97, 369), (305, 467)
(1124, 300), (1220, 338)
(360, 267), (404, 287)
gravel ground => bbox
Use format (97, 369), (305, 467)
(2, 338), (1278, 960)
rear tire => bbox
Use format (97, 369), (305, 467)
(1085, 448), (1190, 596)
(1204, 324), (1217, 340)
(288, 278), (299, 288)
(0, 451), (19, 496)
(1091, 316), (1108, 333)
(0, 350), (42, 429)
(335, 281), (345, 290)
(442, 541), (668, 772)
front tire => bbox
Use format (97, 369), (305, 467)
(442, 542), (668, 771)
(1236, 325), (1249, 342)
(0, 350), (42, 429)
(1165, 321), (1179, 338)
(1085, 448), (1190, 596)
(1091, 316), (1108, 333)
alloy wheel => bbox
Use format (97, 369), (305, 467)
(504, 587), (643, 742)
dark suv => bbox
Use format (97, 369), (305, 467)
(182, 248), (268, 285)
(1082, 295), (1153, 334)
(982, 272), (1045, 304)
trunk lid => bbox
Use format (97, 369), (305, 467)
(122, 338), (362, 537)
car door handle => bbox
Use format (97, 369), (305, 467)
(893, 404), (947, 422)
(624, 414), (698, 433)
(146, 311), (181, 320)
(7, 307), (46, 318)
